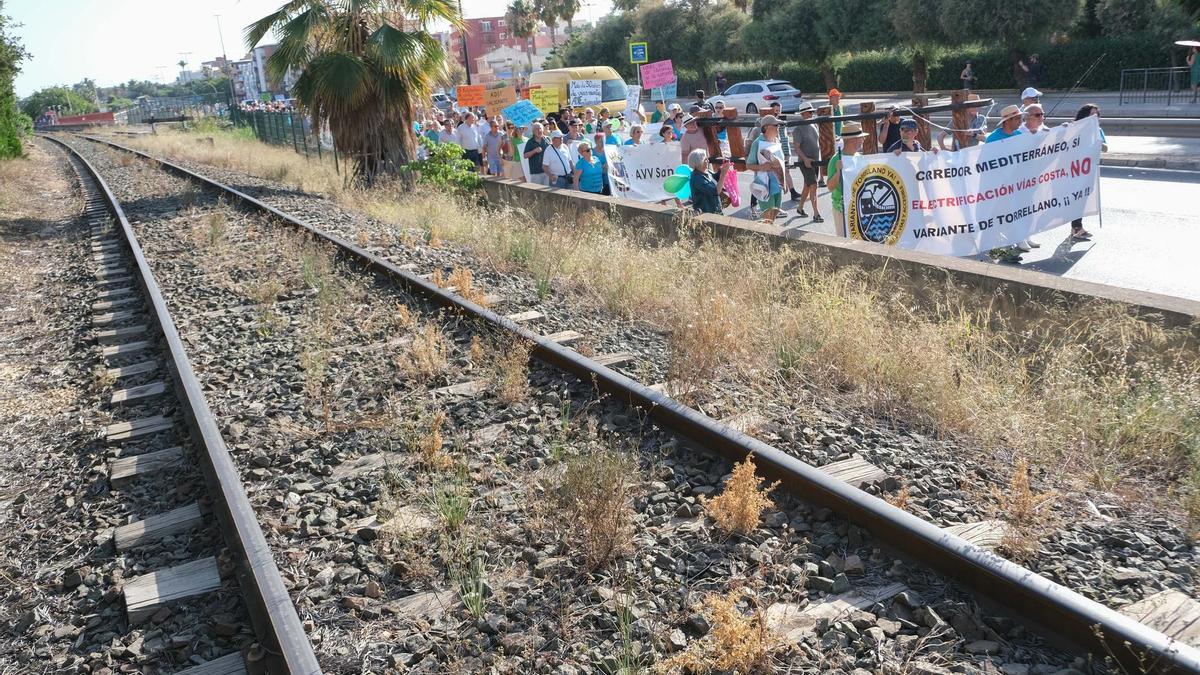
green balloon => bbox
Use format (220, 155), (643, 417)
(663, 174), (689, 193)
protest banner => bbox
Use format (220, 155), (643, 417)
(484, 87), (517, 116)
(840, 116), (1102, 256)
(502, 99), (542, 128)
(530, 87), (559, 114)
(604, 142), (679, 203)
(639, 60), (675, 89)
(569, 80), (603, 106)
(650, 79), (677, 101)
(456, 84), (485, 107)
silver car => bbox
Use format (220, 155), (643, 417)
(719, 80), (804, 114)
(432, 92), (455, 112)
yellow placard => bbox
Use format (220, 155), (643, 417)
(456, 84), (485, 107)
(529, 87), (559, 114)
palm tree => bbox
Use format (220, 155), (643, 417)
(534, 0), (559, 47)
(558, 0), (579, 31)
(246, 0), (460, 183)
(505, 0), (538, 69)
(612, 0), (639, 12)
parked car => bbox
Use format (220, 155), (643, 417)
(719, 80), (803, 114)
(432, 92), (455, 112)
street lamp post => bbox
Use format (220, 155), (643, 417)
(215, 15), (237, 106)
(457, 0), (471, 85)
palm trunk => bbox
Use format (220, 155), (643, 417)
(548, 24), (557, 46)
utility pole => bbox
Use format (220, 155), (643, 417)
(215, 15), (237, 105)
(457, 0), (471, 85)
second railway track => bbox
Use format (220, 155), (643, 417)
(41, 131), (1200, 674)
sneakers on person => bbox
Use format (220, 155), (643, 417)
(796, 209), (809, 218)
(1016, 241), (1033, 252)
(812, 213), (824, 223)
(749, 205), (760, 219)
(1027, 240), (1041, 248)
(1071, 229), (1093, 241)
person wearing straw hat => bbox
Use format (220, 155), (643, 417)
(986, 104), (1024, 143)
(791, 102), (822, 222)
(825, 121), (867, 238)
(747, 115), (787, 224)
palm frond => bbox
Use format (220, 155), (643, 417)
(400, 0), (465, 30)
(244, 0), (319, 49)
(305, 51), (375, 107)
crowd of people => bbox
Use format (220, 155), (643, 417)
(415, 85), (1105, 263)
(237, 100), (296, 113)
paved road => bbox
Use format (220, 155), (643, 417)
(716, 165), (1200, 302)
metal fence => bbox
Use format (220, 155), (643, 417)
(228, 108), (332, 162)
(1118, 67), (1191, 105)
(119, 93), (232, 125)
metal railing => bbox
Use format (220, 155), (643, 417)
(228, 107), (332, 163)
(1118, 66), (1190, 105)
(119, 93), (231, 125)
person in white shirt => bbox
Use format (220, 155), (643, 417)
(543, 130), (575, 189)
(1015, 103), (1047, 252)
(437, 119), (456, 145)
(456, 112), (484, 171)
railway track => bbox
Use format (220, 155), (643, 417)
(45, 136), (321, 674)
(40, 131), (1200, 673)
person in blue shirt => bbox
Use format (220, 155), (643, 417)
(687, 148), (729, 215)
(624, 125), (646, 146)
(573, 142), (606, 194)
(986, 105), (1023, 143)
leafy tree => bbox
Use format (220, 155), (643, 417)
(636, 1), (745, 84)
(0, 0), (29, 158)
(1096, 0), (1193, 39)
(944, 0), (1081, 47)
(72, 78), (98, 106)
(744, 0), (892, 88)
(247, 0), (457, 183)
(553, 13), (637, 77)
(506, 0), (540, 69)
(20, 87), (98, 119)
(613, 0), (640, 13)
(888, 0), (952, 93)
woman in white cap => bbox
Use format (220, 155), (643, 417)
(747, 115), (786, 224)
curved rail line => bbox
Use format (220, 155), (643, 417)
(72, 132), (1200, 674)
(43, 135), (323, 675)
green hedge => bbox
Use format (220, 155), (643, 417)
(659, 34), (1175, 96)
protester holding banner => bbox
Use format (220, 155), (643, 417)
(625, 125), (646, 146)
(889, 118), (932, 154)
(523, 122), (550, 186)
(1069, 104), (1106, 241)
(679, 116), (707, 164)
(573, 142), (606, 195)
(938, 94), (987, 151)
(986, 105), (1024, 143)
(687, 149), (729, 215)
(504, 122), (526, 181)
(878, 107), (902, 154)
(656, 125), (676, 143)
(826, 121), (867, 237)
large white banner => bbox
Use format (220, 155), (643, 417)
(841, 116), (1102, 255)
(605, 142), (680, 203)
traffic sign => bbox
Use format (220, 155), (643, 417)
(629, 42), (648, 64)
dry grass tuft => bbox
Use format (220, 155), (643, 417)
(703, 457), (779, 536)
(667, 291), (749, 403)
(482, 337), (532, 405)
(556, 447), (635, 571)
(994, 457), (1057, 560)
(398, 321), (449, 381)
(447, 266), (489, 307)
(657, 591), (776, 674)
(407, 407), (452, 470)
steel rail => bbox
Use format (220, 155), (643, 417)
(43, 135), (323, 675)
(79, 133), (1200, 674)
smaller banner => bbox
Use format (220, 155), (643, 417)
(640, 60), (675, 89)
(456, 84), (485, 107)
(484, 87), (517, 116)
(605, 142), (679, 203)
(569, 80), (603, 106)
(629, 41), (648, 64)
(502, 99), (542, 128)
(650, 79), (677, 101)
(530, 87), (560, 114)
(841, 116), (1103, 256)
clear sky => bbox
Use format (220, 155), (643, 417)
(9, 0), (614, 97)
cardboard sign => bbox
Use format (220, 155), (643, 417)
(530, 87), (560, 114)
(639, 60), (674, 89)
(502, 99), (543, 128)
(456, 84), (485, 107)
(484, 87), (517, 116)
(650, 79), (677, 101)
(569, 79), (603, 106)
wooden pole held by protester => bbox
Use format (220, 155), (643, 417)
(859, 101), (877, 154)
(912, 95), (931, 149)
(817, 105), (835, 164)
(727, 108), (747, 171)
(950, 90), (969, 151)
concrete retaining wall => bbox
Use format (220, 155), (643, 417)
(482, 177), (1200, 331)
